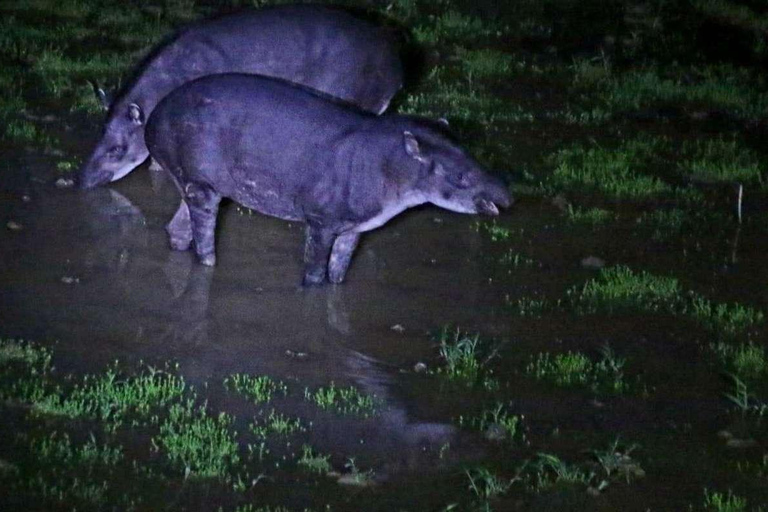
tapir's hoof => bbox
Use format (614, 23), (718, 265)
(169, 236), (192, 251)
(302, 272), (326, 287)
(328, 271), (346, 285)
(199, 253), (216, 266)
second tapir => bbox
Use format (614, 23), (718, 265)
(145, 74), (512, 285)
(79, 5), (403, 189)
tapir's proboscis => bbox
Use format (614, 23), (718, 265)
(79, 5), (403, 189)
(145, 74), (512, 286)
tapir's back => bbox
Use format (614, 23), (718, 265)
(145, 74), (376, 207)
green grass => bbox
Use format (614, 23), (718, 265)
(703, 488), (755, 512)
(297, 445), (331, 475)
(526, 345), (628, 393)
(679, 137), (764, 185)
(433, 327), (498, 390)
(499, 249), (537, 267)
(571, 265), (683, 314)
(531, 453), (593, 490)
(724, 376), (768, 417)
(304, 382), (377, 417)
(455, 47), (517, 80)
(413, 10), (504, 44)
(153, 400), (239, 479)
(30, 432), (122, 468)
(249, 409), (305, 439)
(568, 266), (763, 336)
(547, 137), (676, 200)
(689, 297), (764, 336)
(711, 342), (767, 379)
(32, 364), (186, 429)
(224, 374), (288, 405)
(0, 338), (52, 371)
(591, 65), (768, 119)
(460, 403), (525, 443)
(465, 467), (513, 500)
(566, 206), (616, 226)
(473, 219), (518, 242)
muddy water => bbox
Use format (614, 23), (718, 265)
(0, 154), (512, 504)
(3, 140), (768, 509)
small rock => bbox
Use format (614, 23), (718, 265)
(432, 217), (443, 224)
(21, 195), (31, 203)
(61, 276), (80, 285)
(390, 324), (405, 333)
(483, 423), (508, 442)
(55, 177), (75, 189)
(581, 256), (605, 269)
(6, 220), (23, 231)
(285, 349), (309, 360)
(551, 194), (570, 212)
(413, 362), (427, 373)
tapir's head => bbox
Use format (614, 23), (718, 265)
(79, 102), (148, 189)
(404, 127), (512, 216)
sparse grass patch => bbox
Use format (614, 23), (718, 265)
(455, 47), (516, 79)
(249, 409), (305, 439)
(297, 444), (331, 475)
(725, 376), (768, 417)
(679, 137), (764, 185)
(32, 364), (186, 429)
(153, 400), (239, 479)
(690, 297), (764, 337)
(531, 453), (593, 491)
(433, 327), (499, 390)
(466, 467), (513, 500)
(703, 488), (753, 512)
(570, 265), (683, 314)
(460, 403), (525, 444)
(413, 10), (503, 44)
(711, 342), (767, 379)
(30, 432), (122, 468)
(304, 382), (377, 417)
(547, 138), (675, 200)
(566, 205), (616, 226)
(224, 374), (287, 405)
(511, 296), (553, 317)
(499, 249), (537, 267)
(0, 338), (52, 372)
(526, 345), (628, 393)
(593, 65), (768, 119)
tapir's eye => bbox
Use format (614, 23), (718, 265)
(106, 145), (126, 160)
(448, 171), (472, 189)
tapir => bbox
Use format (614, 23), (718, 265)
(145, 74), (512, 285)
(79, 5), (403, 189)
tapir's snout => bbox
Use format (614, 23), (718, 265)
(474, 176), (512, 216)
(79, 163), (113, 189)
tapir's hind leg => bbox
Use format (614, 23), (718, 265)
(328, 233), (360, 284)
(185, 182), (222, 267)
(166, 200), (193, 251)
(303, 224), (336, 286)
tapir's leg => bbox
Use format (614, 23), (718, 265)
(303, 224), (336, 286)
(166, 200), (193, 251)
(328, 233), (360, 284)
(185, 182), (222, 267)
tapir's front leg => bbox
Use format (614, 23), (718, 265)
(328, 233), (360, 284)
(185, 182), (222, 267)
(166, 200), (192, 251)
(303, 223), (336, 286)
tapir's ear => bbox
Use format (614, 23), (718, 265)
(88, 80), (110, 111)
(128, 103), (144, 126)
(403, 131), (428, 164)
(437, 117), (449, 127)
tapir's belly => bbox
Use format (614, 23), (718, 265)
(228, 170), (304, 222)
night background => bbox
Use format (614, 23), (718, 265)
(1, 0), (767, 510)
